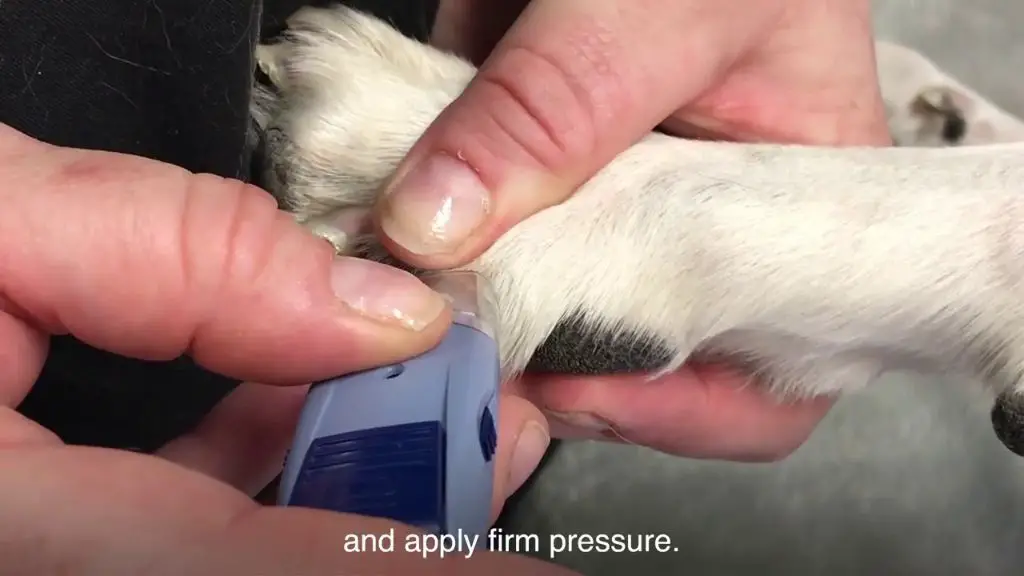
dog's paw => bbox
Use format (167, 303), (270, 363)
(875, 40), (1024, 146)
(249, 5), (691, 379)
(251, 5), (475, 222)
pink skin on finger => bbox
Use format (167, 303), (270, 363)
(489, 394), (550, 521)
(519, 365), (835, 461)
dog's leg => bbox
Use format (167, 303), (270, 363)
(252, 6), (1024, 409)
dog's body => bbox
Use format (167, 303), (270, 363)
(252, 6), (1024, 403)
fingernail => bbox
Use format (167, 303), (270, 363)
(379, 154), (491, 255)
(329, 256), (446, 330)
(507, 421), (550, 494)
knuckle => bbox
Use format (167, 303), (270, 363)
(459, 38), (626, 174)
(178, 174), (283, 317)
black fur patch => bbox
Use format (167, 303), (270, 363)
(526, 313), (674, 374)
(992, 393), (1024, 457)
(248, 115), (301, 212)
(247, 117), (270, 194)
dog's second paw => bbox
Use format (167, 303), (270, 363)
(876, 40), (1024, 147)
(907, 86), (969, 146)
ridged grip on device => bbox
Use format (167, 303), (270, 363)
(277, 322), (499, 538)
(288, 421), (446, 533)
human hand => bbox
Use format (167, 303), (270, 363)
(374, 0), (892, 460)
(0, 124), (565, 574)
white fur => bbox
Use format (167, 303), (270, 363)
(252, 5), (1024, 399)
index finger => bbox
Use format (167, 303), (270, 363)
(0, 124), (450, 391)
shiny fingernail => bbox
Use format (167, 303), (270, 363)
(507, 421), (550, 495)
(329, 256), (446, 330)
(379, 153), (491, 255)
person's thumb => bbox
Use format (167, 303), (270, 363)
(0, 124), (450, 396)
(375, 0), (782, 269)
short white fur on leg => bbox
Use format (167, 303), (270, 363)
(252, 5), (1024, 400)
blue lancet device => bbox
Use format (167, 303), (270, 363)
(277, 270), (500, 538)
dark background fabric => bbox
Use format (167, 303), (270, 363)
(0, 0), (437, 451)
